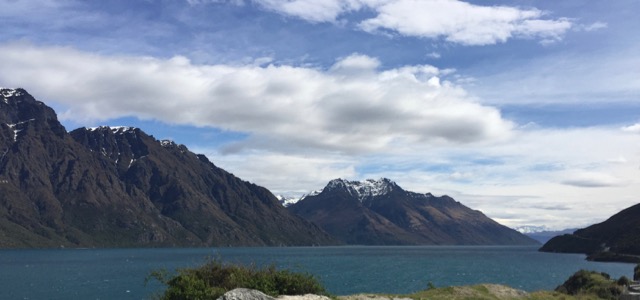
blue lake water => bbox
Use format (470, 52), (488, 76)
(0, 246), (635, 299)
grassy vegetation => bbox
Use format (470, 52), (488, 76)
(401, 284), (597, 300)
(147, 259), (327, 300)
(149, 260), (633, 300)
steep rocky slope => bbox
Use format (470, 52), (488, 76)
(0, 88), (335, 247)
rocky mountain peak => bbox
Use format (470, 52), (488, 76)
(86, 126), (138, 134)
(1, 88), (27, 103)
(325, 178), (400, 201)
(289, 177), (538, 246)
(0, 87), (65, 140)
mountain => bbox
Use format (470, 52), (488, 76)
(287, 178), (538, 245)
(529, 229), (579, 244)
(540, 203), (640, 262)
(515, 227), (577, 244)
(0, 88), (336, 248)
(276, 190), (320, 207)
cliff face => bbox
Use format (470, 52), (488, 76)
(540, 203), (640, 258)
(0, 88), (335, 248)
(288, 178), (538, 245)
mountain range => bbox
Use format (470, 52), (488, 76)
(288, 178), (538, 245)
(514, 226), (578, 244)
(1, 87), (540, 248)
(540, 202), (640, 262)
(0, 88), (335, 247)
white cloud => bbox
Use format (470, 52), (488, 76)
(622, 123), (640, 134)
(253, 0), (364, 23)
(0, 43), (513, 154)
(560, 171), (624, 188)
(581, 21), (608, 32)
(248, 0), (573, 45)
(426, 52), (441, 59)
(359, 0), (572, 45)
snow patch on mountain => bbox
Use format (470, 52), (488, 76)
(514, 225), (550, 234)
(160, 140), (176, 147)
(5, 118), (35, 141)
(1, 88), (24, 102)
(277, 190), (322, 207)
(86, 126), (137, 134)
(326, 178), (398, 201)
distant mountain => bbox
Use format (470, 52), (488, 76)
(514, 226), (577, 244)
(540, 203), (640, 262)
(514, 225), (550, 234)
(288, 178), (538, 245)
(0, 88), (336, 248)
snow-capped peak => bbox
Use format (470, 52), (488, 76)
(160, 140), (176, 147)
(1, 88), (24, 103)
(86, 126), (137, 134)
(513, 225), (550, 234)
(326, 178), (398, 201)
(276, 190), (322, 207)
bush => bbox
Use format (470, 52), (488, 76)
(555, 270), (623, 300)
(617, 276), (630, 286)
(148, 259), (327, 300)
(635, 263), (640, 281)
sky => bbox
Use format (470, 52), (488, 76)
(1, 0), (639, 230)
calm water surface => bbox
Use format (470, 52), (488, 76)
(0, 246), (634, 299)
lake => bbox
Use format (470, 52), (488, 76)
(0, 246), (634, 299)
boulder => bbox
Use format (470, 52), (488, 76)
(217, 288), (275, 300)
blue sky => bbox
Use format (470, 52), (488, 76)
(1, 0), (639, 229)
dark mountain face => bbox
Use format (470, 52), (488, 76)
(0, 88), (335, 248)
(540, 203), (640, 257)
(288, 178), (538, 245)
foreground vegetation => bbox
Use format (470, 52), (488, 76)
(148, 259), (327, 300)
(150, 260), (639, 300)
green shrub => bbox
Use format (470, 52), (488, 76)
(617, 276), (630, 286)
(555, 270), (623, 300)
(148, 259), (327, 300)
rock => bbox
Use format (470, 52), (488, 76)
(278, 294), (332, 300)
(217, 288), (275, 300)
(216, 289), (332, 300)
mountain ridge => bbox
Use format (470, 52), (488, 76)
(288, 178), (538, 246)
(0, 88), (336, 248)
(540, 202), (640, 262)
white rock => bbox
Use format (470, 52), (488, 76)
(217, 288), (275, 300)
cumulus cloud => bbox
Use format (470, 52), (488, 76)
(0, 42), (513, 153)
(247, 0), (573, 45)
